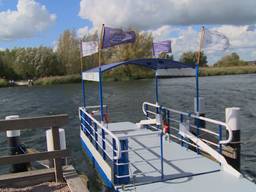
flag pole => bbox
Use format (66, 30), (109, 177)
(80, 40), (84, 73)
(197, 26), (206, 65)
(196, 26), (205, 114)
(98, 24), (104, 67)
(98, 24), (105, 121)
(80, 40), (86, 107)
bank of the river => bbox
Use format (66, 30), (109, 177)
(33, 65), (256, 85)
(34, 74), (81, 86)
(1, 65), (256, 87)
(0, 79), (8, 88)
(200, 65), (256, 76)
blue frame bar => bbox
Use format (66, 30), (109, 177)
(99, 68), (106, 160)
(160, 131), (164, 180)
(155, 76), (159, 103)
(180, 114), (184, 147)
(94, 122), (99, 150)
(195, 64), (200, 154)
(218, 125), (223, 154)
(82, 79), (86, 107)
(195, 64), (199, 113)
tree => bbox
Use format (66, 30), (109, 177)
(214, 52), (248, 67)
(179, 51), (208, 67)
(13, 48), (36, 79)
(56, 30), (80, 74)
(159, 52), (173, 60)
(34, 47), (63, 77)
(106, 32), (154, 78)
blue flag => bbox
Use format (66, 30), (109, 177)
(102, 27), (136, 48)
(153, 40), (172, 57)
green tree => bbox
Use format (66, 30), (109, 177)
(214, 52), (248, 67)
(106, 32), (154, 78)
(56, 30), (80, 74)
(180, 51), (208, 67)
(159, 52), (173, 60)
(34, 47), (63, 77)
(13, 48), (36, 79)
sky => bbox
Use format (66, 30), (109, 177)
(0, 0), (256, 64)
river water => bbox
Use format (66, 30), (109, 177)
(0, 74), (256, 186)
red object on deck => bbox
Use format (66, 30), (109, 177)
(163, 121), (169, 134)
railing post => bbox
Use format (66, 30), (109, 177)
(145, 104), (149, 118)
(5, 115), (28, 173)
(225, 107), (240, 171)
(218, 125), (222, 154)
(51, 127), (63, 182)
(194, 97), (205, 154)
(157, 106), (164, 180)
(113, 137), (129, 185)
(94, 122), (98, 150)
(180, 114), (184, 147)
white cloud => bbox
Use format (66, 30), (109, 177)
(149, 25), (256, 64)
(77, 26), (90, 38)
(79, 0), (256, 30)
(79, 0), (256, 63)
(0, 0), (56, 41)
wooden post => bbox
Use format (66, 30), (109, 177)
(197, 26), (206, 66)
(51, 127), (63, 182)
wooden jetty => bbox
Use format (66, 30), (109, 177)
(0, 114), (88, 192)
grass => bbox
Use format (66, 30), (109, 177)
(3, 65), (256, 87)
(200, 65), (256, 76)
(34, 74), (81, 86)
(0, 78), (8, 87)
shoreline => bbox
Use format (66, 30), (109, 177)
(1, 65), (256, 88)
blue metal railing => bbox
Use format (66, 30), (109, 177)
(79, 107), (121, 160)
(142, 102), (234, 154)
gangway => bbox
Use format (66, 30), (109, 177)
(79, 58), (256, 191)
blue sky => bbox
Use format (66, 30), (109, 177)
(0, 0), (91, 48)
(0, 0), (255, 63)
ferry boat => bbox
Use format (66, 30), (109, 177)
(79, 58), (256, 191)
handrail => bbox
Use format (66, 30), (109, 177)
(79, 107), (121, 160)
(163, 106), (233, 145)
(142, 102), (233, 145)
(142, 102), (159, 116)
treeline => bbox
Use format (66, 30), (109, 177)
(0, 30), (154, 80)
(0, 30), (81, 80)
(179, 51), (249, 67)
(0, 28), (253, 81)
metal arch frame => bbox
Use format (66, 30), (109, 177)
(81, 58), (199, 182)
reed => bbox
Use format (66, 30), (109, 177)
(200, 65), (256, 76)
(0, 79), (8, 87)
(34, 74), (81, 86)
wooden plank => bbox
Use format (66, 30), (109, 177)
(0, 168), (55, 187)
(0, 114), (68, 131)
(52, 127), (63, 182)
(63, 165), (88, 192)
(27, 148), (50, 168)
(0, 149), (69, 165)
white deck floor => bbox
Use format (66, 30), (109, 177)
(106, 122), (256, 192)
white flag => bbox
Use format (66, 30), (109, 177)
(204, 30), (230, 52)
(81, 41), (98, 57)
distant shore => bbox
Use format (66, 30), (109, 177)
(1, 65), (256, 88)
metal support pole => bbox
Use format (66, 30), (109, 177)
(160, 131), (164, 180)
(218, 125), (222, 154)
(195, 64), (199, 113)
(155, 76), (159, 103)
(180, 114), (184, 147)
(82, 79), (86, 107)
(99, 68), (106, 160)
